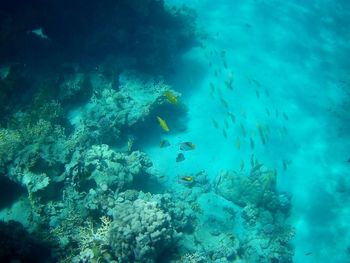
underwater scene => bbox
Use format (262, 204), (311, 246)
(0, 0), (349, 262)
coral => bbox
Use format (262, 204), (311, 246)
(78, 73), (181, 145)
(239, 201), (295, 262)
(109, 198), (177, 263)
(179, 252), (207, 263)
(65, 144), (153, 192)
(1, 116), (69, 194)
(0, 128), (22, 168)
(58, 73), (93, 108)
(214, 169), (277, 208)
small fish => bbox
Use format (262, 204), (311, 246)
(176, 153), (185, 162)
(222, 129), (228, 139)
(283, 112), (289, 120)
(157, 116), (170, 132)
(347, 158), (350, 163)
(224, 119), (229, 129)
(159, 139), (170, 148)
(257, 123), (266, 144)
(251, 163), (264, 174)
(255, 89), (260, 99)
(220, 98), (229, 109)
(164, 90), (178, 104)
(265, 107), (271, 116)
(180, 142), (196, 151)
(236, 137), (241, 150)
(30, 27), (49, 40)
(212, 119), (219, 129)
(209, 61), (213, 67)
(305, 252), (312, 256)
(158, 175), (166, 180)
(224, 79), (233, 90)
(249, 137), (255, 150)
(252, 79), (261, 87)
(228, 112), (236, 123)
(240, 123), (247, 137)
(180, 176), (193, 182)
(282, 159), (291, 171)
(214, 70), (219, 77)
(224, 73), (234, 90)
(240, 160), (245, 171)
(250, 154), (255, 167)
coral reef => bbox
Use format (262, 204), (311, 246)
(214, 167), (278, 209)
(110, 198), (176, 262)
(213, 167), (294, 262)
(0, 2), (297, 260)
(46, 189), (193, 262)
(65, 144), (153, 192)
(79, 73), (181, 144)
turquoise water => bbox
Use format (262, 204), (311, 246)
(0, 0), (349, 262)
(150, 1), (350, 262)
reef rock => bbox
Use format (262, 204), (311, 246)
(214, 169), (277, 208)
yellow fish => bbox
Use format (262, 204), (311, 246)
(180, 176), (193, 182)
(157, 116), (170, 132)
(164, 91), (178, 104)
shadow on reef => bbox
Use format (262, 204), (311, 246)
(0, 0), (198, 73)
(0, 220), (54, 263)
(0, 176), (26, 209)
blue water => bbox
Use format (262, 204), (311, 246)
(148, 1), (350, 262)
